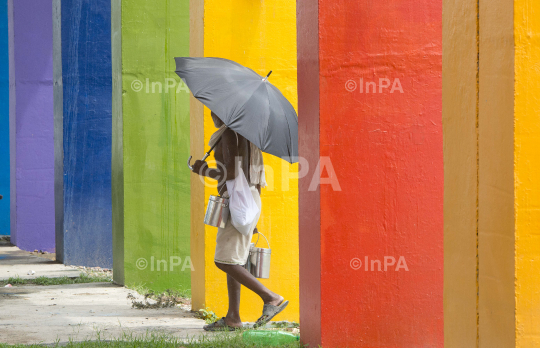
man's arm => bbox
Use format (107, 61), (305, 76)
(191, 160), (221, 180)
(191, 129), (239, 182)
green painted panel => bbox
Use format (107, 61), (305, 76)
(118, 0), (191, 292)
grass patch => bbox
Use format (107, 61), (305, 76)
(0, 273), (112, 287)
(0, 330), (303, 348)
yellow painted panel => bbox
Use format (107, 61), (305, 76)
(515, 0), (540, 346)
(202, 0), (299, 322)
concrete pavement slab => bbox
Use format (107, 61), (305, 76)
(0, 282), (206, 345)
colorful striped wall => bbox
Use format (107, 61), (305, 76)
(111, 0), (191, 291)
(2, 0), (540, 346)
(0, 0), (9, 235)
(8, 0), (55, 252)
(187, 0), (300, 323)
(53, 0), (113, 267)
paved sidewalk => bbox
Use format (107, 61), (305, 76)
(0, 239), (82, 280)
(0, 240), (207, 345)
(0, 282), (205, 345)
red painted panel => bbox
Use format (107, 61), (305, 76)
(318, 0), (443, 346)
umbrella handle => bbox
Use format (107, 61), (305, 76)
(187, 152), (211, 171)
(187, 136), (222, 171)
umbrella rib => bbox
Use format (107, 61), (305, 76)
(260, 83), (272, 149)
(269, 84), (293, 160)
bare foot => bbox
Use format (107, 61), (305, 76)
(224, 316), (243, 328)
(265, 294), (284, 306)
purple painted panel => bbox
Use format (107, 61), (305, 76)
(10, 0), (55, 251)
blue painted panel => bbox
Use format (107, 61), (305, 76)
(61, 0), (112, 267)
(0, 0), (9, 235)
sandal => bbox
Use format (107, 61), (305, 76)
(253, 300), (289, 328)
(203, 317), (241, 331)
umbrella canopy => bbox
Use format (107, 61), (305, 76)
(174, 57), (298, 163)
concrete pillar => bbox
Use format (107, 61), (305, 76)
(441, 0), (540, 346)
(53, 0), (113, 267)
(514, 0), (540, 345)
(190, 0), (300, 322)
(111, 0), (191, 291)
(189, 0), (205, 310)
(442, 0), (479, 345)
(0, 0), (9, 235)
(8, 0), (55, 252)
(297, 1), (444, 346)
(477, 0), (515, 346)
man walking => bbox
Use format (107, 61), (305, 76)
(191, 111), (289, 331)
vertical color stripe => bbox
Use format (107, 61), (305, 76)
(297, 0), (321, 346)
(113, 0), (191, 291)
(7, 0), (14, 242)
(52, 0), (63, 261)
(10, 0), (55, 252)
(317, 0), (443, 346)
(202, 0), (299, 322)
(478, 0), (515, 346)
(111, 0), (124, 285)
(442, 0), (480, 346)
(514, 0), (540, 345)
(189, 0), (206, 311)
(0, 0), (9, 235)
(56, 0), (113, 267)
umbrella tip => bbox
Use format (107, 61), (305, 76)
(262, 70), (272, 82)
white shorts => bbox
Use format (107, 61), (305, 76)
(214, 185), (261, 265)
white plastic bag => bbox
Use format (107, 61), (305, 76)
(226, 168), (260, 236)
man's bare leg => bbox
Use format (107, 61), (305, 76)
(224, 274), (242, 327)
(216, 262), (283, 326)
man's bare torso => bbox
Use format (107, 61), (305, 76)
(214, 128), (250, 195)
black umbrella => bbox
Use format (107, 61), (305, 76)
(174, 57), (298, 165)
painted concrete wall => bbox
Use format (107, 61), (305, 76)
(0, 0), (9, 235)
(514, 0), (540, 346)
(478, 0), (515, 346)
(53, 0), (112, 267)
(442, 0), (479, 346)
(298, 0), (443, 346)
(297, 1), (320, 343)
(192, 0), (300, 322)
(188, 0), (205, 309)
(112, 0), (191, 291)
(9, 0), (55, 251)
(443, 0), (540, 346)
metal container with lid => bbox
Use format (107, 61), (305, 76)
(204, 195), (229, 228)
(244, 232), (271, 279)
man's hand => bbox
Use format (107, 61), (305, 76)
(191, 160), (208, 176)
